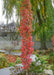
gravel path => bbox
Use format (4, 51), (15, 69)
(0, 50), (21, 56)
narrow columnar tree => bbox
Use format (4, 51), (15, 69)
(19, 0), (34, 70)
(3, 0), (34, 70)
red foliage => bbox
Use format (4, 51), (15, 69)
(52, 35), (54, 51)
(7, 55), (16, 63)
(52, 35), (54, 46)
(19, 0), (34, 70)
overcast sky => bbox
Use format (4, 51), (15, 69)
(0, 0), (17, 24)
(0, 0), (54, 24)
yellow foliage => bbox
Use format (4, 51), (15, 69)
(42, 6), (44, 17)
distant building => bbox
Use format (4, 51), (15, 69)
(0, 22), (17, 32)
(0, 22), (19, 40)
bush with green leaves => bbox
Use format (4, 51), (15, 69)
(8, 62), (15, 67)
(0, 56), (8, 68)
(30, 54), (49, 74)
(16, 59), (22, 64)
(51, 64), (54, 74)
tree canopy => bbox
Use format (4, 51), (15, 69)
(3, 0), (54, 49)
(3, 0), (22, 23)
(30, 0), (54, 49)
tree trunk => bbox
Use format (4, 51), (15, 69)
(41, 31), (47, 50)
(36, 0), (47, 50)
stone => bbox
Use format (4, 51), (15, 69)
(30, 54), (38, 61)
(30, 54), (41, 66)
(44, 69), (53, 75)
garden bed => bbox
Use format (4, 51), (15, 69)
(0, 49), (54, 75)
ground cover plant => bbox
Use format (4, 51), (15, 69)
(0, 49), (54, 71)
(0, 52), (21, 68)
(0, 0), (54, 75)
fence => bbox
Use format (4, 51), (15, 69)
(0, 39), (53, 50)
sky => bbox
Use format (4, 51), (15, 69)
(0, 0), (17, 24)
(0, 0), (54, 24)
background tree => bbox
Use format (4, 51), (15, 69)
(3, 0), (22, 46)
(3, 0), (54, 50)
(3, 0), (21, 23)
(30, 0), (54, 49)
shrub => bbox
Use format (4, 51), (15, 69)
(52, 35), (54, 51)
(30, 54), (49, 74)
(16, 59), (22, 64)
(0, 56), (8, 68)
(8, 62), (15, 67)
(7, 54), (16, 63)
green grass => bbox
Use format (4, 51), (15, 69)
(12, 50), (21, 52)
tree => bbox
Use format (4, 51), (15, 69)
(3, 0), (22, 47)
(3, 0), (21, 22)
(19, 0), (34, 70)
(30, 0), (54, 49)
(3, 0), (34, 70)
